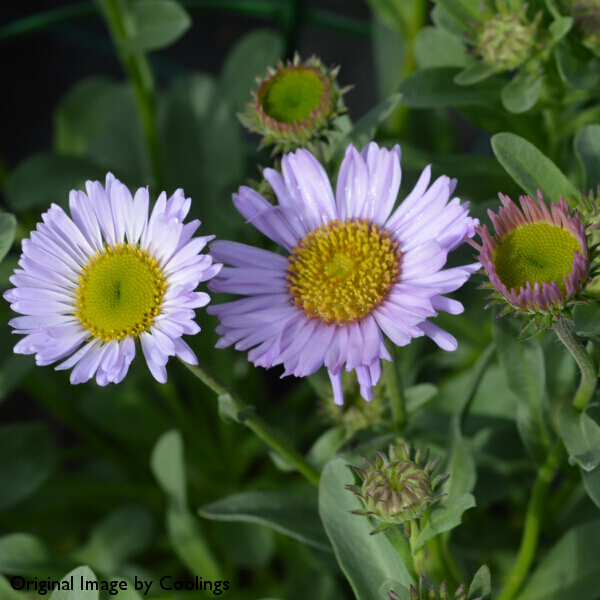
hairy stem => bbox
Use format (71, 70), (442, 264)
(180, 358), (321, 487)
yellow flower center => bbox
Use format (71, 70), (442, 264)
(74, 243), (167, 342)
(259, 66), (325, 124)
(492, 222), (580, 295)
(287, 219), (400, 324)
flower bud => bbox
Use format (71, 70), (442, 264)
(346, 443), (448, 535)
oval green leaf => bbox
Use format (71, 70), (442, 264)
(122, 0), (191, 53)
(491, 132), (580, 203)
(319, 458), (414, 600)
(200, 491), (331, 552)
(574, 124), (600, 191)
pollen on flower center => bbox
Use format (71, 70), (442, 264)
(492, 222), (580, 295)
(287, 219), (400, 324)
(74, 243), (167, 342)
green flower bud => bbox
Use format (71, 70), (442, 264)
(238, 53), (350, 156)
(389, 571), (490, 600)
(476, 9), (541, 71)
(346, 443), (448, 535)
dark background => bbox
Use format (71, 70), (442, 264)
(1, 0), (377, 172)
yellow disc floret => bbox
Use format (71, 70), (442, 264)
(493, 222), (580, 296)
(74, 243), (167, 341)
(287, 219), (400, 324)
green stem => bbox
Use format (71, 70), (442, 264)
(553, 317), (597, 411)
(384, 525), (418, 583)
(383, 347), (406, 430)
(180, 358), (321, 487)
(496, 440), (566, 600)
(99, 0), (163, 189)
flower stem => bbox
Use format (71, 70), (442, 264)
(99, 0), (163, 189)
(180, 358), (321, 487)
(496, 440), (566, 600)
(553, 317), (597, 411)
(383, 347), (406, 430)
(384, 525), (418, 583)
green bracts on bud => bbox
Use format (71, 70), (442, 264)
(346, 443), (448, 535)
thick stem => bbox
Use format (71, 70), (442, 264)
(496, 441), (566, 600)
(553, 317), (597, 411)
(180, 359), (321, 487)
(100, 0), (163, 189)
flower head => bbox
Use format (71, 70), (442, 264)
(238, 53), (349, 155)
(347, 443), (448, 535)
(468, 190), (589, 322)
(4, 174), (221, 385)
(475, 7), (542, 71)
(207, 142), (478, 404)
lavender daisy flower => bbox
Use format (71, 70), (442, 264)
(4, 173), (221, 385)
(208, 143), (479, 405)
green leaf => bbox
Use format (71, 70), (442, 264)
(54, 77), (118, 157)
(405, 383), (439, 414)
(557, 405), (600, 472)
(218, 29), (285, 115)
(515, 519), (600, 600)
(431, 0), (483, 31)
(398, 67), (504, 108)
(0, 573), (28, 599)
(217, 393), (254, 424)
(306, 425), (347, 471)
(555, 41), (600, 89)
(581, 466), (600, 508)
(200, 491), (331, 552)
(549, 16), (573, 43)
(444, 418), (477, 497)
(319, 458), (415, 600)
(5, 153), (108, 211)
(467, 564), (492, 600)
(71, 506), (155, 573)
(121, 0), (191, 53)
(218, 521), (274, 568)
(49, 566), (98, 600)
(493, 315), (552, 465)
(0, 214), (16, 264)
(158, 74), (244, 217)
(574, 124), (600, 191)
(501, 72), (543, 114)
(573, 303), (600, 338)
(0, 534), (50, 573)
(431, 4), (465, 36)
(0, 423), (57, 512)
(454, 63), (496, 85)
(491, 132), (580, 203)
(414, 27), (470, 69)
(412, 493), (476, 552)
(150, 429), (186, 508)
(166, 504), (223, 581)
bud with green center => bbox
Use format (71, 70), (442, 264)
(471, 3), (542, 72)
(238, 53), (350, 156)
(346, 443), (448, 535)
(467, 190), (591, 328)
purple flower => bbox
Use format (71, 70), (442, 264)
(4, 173), (221, 385)
(208, 143), (479, 404)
